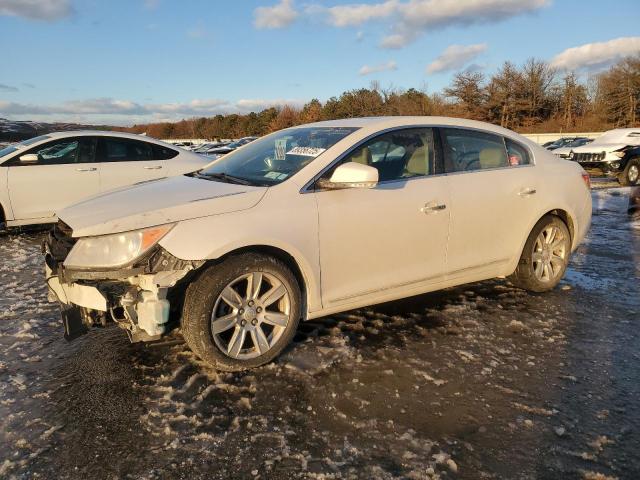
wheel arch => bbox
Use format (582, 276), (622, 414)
(202, 244), (311, 319)
(0, 200), (6, 225)
(507, 207), (577, 277)
(545, 208), (575, 243)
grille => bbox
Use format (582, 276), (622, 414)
(47, 220), (77, 263)
(574, 152), (605, 163)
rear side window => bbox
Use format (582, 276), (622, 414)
(101, 138), (154, 162)
(152, 144), (179, 160)
(441, 128), (508, 173)
(505, 138), (531, 166)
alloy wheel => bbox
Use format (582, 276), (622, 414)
(210, 272), (291, 360)
(629, 164), (639, 184)
(532, 225), (568, 283)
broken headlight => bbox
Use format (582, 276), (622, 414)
(64, 224), (175, 269)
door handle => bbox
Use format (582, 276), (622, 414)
(143, 166), (163, 170)
(420, 202), (447, 214)
(518, 188), (537, 196)
(76, 167), (97, 172)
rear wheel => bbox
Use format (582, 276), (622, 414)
(619, 158), (639, 186)
(508, 215), (571, 292)
(182, 253), (301, 371)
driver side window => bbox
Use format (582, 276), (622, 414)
(337, 128), (435, 183)
(441, 128), (508, 173)
(21, 137), (96, 166)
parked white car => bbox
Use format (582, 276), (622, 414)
(0, 131), (210, 228)
(568, 128), (640, 185)
(45, 117), (592, 371)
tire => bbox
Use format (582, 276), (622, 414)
(181, 253), (301, 371)
(618, 158), (640, 186)
(508, 215), (571, 293)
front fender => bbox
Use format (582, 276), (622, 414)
(158, 192), (322, 313)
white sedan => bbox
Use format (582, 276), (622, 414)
(0, 131), (209, 228)
(44, 117), (592, 371)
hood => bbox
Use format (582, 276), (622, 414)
(571, 143), (627, 154)
(59, 175), (267, 237)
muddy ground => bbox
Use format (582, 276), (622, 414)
(0, 185), (638, 480)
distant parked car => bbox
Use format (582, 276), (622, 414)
(568, 128), (640, 185)
(44, 117), (591, 371)
(0, 131), (210, 228)
(545, 137), (591, 151)
(203, 137), (258, 157)
(195, 142), (230, 155)
(552, 138), (593, 159)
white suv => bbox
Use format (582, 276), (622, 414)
(44, 117), (592, 371)
(0, 131), (209, 228)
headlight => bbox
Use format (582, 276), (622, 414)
(64, 224), (175, 269)
(612, 151), (626, 158)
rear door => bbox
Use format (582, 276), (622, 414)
(97, 137), (168, 192)
(440, 127), (539, 279)
(7, 137), (99, 221)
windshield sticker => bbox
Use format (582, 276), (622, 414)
(286, 146), (326, 157)
(264, 171), (288, 180)
(275, 139), (288, 161)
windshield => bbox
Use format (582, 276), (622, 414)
(0, 145), (17, 159)
(199, 127), (358, 186)
(566, 138), (591, 148)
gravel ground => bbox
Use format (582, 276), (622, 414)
(0, 186), (638, 480)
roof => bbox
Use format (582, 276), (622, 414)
(294, 116), (530, 142)
(44, 129), (161, 141)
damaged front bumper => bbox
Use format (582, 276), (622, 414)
(44, 225), (203, 342)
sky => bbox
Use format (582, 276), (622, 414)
(1, 0), (639, 126)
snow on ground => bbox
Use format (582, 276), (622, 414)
(0, 187), (638, 479)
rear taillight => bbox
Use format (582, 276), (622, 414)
(581, 172), (591, 189)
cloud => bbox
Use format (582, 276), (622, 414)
(254, 0), (298, 29)
(323, 0), (399, 27)
(308, 0), (548, 49)
(187, 25), (208, 39)
(426, 43), (487, 74)
(143, 0), (159, 9)
(0, 83), (19, 92)
(359, 60), (398, 76)
(0, 0), (72, 21)
(0, 97), (306, 124)
(550, 37), (640, 72)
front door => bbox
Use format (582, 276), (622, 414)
(315, 128), (451, 309)
(7, 137), (99, 221)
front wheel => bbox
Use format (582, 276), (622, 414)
(508, 215), (571, 292)
(181, 253), (301, 371)
(619, 158), (640, 186)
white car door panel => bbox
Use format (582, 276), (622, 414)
(316, 178), (450, 306)
(7, 137), (99, 221)
(446, 167), (539, 276)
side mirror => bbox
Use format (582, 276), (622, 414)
(317, 162), (379, 190)
(19, 153), (38, 163)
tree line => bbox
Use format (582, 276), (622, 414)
(119, 55), (640, 139)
